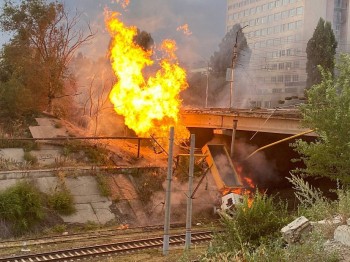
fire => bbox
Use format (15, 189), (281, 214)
(242, 176), (255, 189)
(176, 24), (192, 36)
(105, 11), (189, 141)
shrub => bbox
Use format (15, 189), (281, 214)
(23, 151), (38, 165)
(0, 181), (44, 234)
(48, 187), (75, 215)
(287, 174), (333, 220)
(224, 191), (289, 248)
(135, 170), (165, 204)
(62, 141), (110, 165)
(96, 173), (111, 197)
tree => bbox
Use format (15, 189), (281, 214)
(0, 0), (94, 114)
(293, 54), (350, 184)
(306, 18), (337, 89)
(210, 24), (250, 78)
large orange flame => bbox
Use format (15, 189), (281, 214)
(105, 12), (189, 141)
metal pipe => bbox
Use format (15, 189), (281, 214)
(245, 129), (314, 160)
(163, 127), (175, 256)
(185, 134), (195, 250)
(0, 136), (150, 141)
(230, 120), (238, 158)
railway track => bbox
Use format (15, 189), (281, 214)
(0, 223), (187, 248)
(0, 231), (213, 262)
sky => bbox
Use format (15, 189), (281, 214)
(0, 0), (227, 64)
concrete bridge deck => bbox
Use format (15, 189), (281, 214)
(180, 107), (315, 136)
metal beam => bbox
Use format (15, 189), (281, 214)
(181, 109), (316, 136)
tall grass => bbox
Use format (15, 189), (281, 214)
(0, 181), (44, 234)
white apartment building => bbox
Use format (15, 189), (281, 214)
(227, 0), (350, 108)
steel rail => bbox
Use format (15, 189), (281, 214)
(0, 231), (213, 262)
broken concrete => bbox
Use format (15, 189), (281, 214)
(281, 216), (312, 243)
(334, 225), (350, 247)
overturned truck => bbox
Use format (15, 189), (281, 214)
(202, 144), (244, 212)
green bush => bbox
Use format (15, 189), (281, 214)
(0, 181), (44, 233)
(287, 175), (333, 220)
(48, 187), (75, 215)
(218, 191), (290, 249)
(204, 190), (289, 260)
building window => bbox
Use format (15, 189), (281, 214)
(285, 75), (291, 82)
(274, 25), (281, 33)
(271, 76), (277, 83)
(294, 61), (300, 68)
(274, 12), (281, 20)
(273, 38), (281, 45)
(282, 10), (289, 19)
(264, 101), (272, 108)
(272, 88), (282, 93)
(292, 75), (299, 82)
(296, 20), (303, 28)
(290, 8), (296, 17)
(279, 63), (284, 70)
(278, 75), (284, 82)
(297, 6), (304, 15)
(285, 87), (297, 93)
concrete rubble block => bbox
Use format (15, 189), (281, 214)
(334, 225), (350, 246)
(281, 216), (312, 244)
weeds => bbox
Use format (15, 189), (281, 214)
(96, 173), (111, 197)
(287, 174), (333, 220)
(0, 181), (44, 234)
(23, 152), (38, 165)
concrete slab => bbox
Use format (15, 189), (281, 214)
(91, 201), (115, 224)
(334, 225), (350, 246)
(0, 148), (24, 163)
(61, 203), (99, 224)
(64, 176), (107, 204)
(0, 179), (22, 191)
(35, 177), (59, 194)
(35, 118), (57, 126)
(29, 126), (68, 139)
(30, 149), (62, 165)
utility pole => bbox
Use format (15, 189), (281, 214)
(163, 127), (175, 256)
(230, 120), (238, 158)
(205, 62), (210, 108)
(229, 25), (248, 108)
(185, 134), (195, 249)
